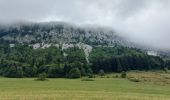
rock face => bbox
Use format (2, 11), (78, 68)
(1, 22), (170, 58)
(80, 44), (92, 63)
(0, 22), (130, 46)
(147, 51), (158, 56)
(0, 22), (135, 62)
(28, 42), (93, 63)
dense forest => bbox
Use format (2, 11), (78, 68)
(0, 44), (169, 78)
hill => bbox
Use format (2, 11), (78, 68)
(0, 22), (169, 78)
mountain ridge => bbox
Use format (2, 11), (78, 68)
(0, 22), (169, 56)
(0, 22), (132, 46)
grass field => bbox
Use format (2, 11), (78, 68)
(0, 72), (170, 100)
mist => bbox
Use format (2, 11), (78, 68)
(0, 0), (170, 50)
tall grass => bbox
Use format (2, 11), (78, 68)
(0, 71), (169, 100)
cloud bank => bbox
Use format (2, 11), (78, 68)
(0, 0), (170, 50)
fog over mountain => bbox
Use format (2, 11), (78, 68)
(0, 0), (170, 50)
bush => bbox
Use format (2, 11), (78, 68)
(98, 69), (105, 76)
(48, 66), (64, 78)
(128, 77), (140, 82)
(37, 73), (47, 81)
(4, 66), (24, 78)
(112, 75), (119, 78)
(115, 75), (119, 78)
(86, 68), (94, 78)
(121, 71), (127, 78)
(68, 68), (81, 78)
(81, 78), (94, 81)
(88, 73), (94, 78)
(106, 76), (110, 78)
(164, 67), (169, 73)
(80, 67), (86, 76)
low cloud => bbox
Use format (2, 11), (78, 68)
(0, 0), (170, 50)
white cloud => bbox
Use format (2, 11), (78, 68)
(0, 0), (170, 50)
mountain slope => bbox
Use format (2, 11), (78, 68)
(0, 22), (169, 78)
(0, 22), (131, 46)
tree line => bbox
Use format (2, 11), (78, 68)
(0, 44), (169, 78)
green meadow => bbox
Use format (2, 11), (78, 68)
(0, 75), (170, 100)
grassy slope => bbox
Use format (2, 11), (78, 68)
(0, 77), (170, 100)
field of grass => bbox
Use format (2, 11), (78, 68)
(0, 72), (170, 100)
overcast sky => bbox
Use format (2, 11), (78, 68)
(0, 0), (170, 50)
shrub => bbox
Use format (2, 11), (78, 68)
(164, 67), (169, 73)
(80, 67), (86, 76)
(88, 73), (94, 78)
(68, 68), (81, 78)
(4, 66), (24, 78)
(81, 78), (94, 81)
(48, 66), (64, 78)
(106, 76), (110, 78)
(86, 68), (94, 78)
(121, 71), (127, 78)
(112, 75), (119, 78)
(98, 69), (105, 76)
(86, 68), (93, 74)
(128, 77), (140, 82)
(115, 75), (119, 78)
(37, 73), (47, 81)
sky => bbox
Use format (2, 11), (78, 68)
(0, 0), (170, 50)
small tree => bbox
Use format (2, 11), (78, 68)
(68, 68), (81, 78)
(87, 68), (94, 78)
(16, 67), (24, 78)
(121, 71), (127, 78)
(32, 66), (38, 77)
(37, 73), (47, 81)
(99, 69), (105, 77)
(80, 67), (86, 76)
(163, 67), (169, 73)
(117, 61), (123, 72)
(48, 66), (64, 78)
(5, 66), (24, 78)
